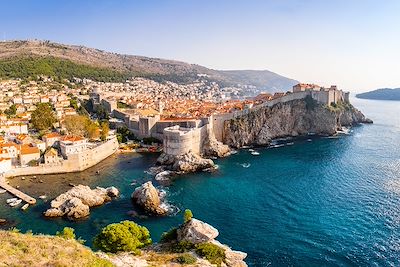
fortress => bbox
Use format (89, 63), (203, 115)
(93, 84), (350, 157)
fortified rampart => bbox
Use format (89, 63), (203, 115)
(163, 124), (209, 156)
(5, 136), (119, 178)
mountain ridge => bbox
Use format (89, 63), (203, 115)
(0, 40), (298, 92)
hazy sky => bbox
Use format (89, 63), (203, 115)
(1, 0), (400, 92)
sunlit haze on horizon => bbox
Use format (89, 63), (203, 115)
(1, 0), (400, 92)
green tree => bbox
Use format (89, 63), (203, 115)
(31, 103), (57, 132)
(93, 220), (152, 254)
(63, 114), (99, 140)
(4, 104), (17, 117)
(100, 121), (110, 141)
(56, 227), (76, 240)
(184, 209), (193, 223)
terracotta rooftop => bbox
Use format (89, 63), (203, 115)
(20, 145), (40, 155)
(43, 132), (61, 139)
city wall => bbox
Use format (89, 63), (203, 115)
(5, 137), (119, 178)
(163, 124), (209, 156)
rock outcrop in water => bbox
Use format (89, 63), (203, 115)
(44, 185), (119, 219)
(157, 152), (215, 173)
(131, 181), (168, 215)
(224, 98), (372, 148)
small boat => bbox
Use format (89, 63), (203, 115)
(286, 142), (294, 146)
(21, 203), (29, 210)
(9, 199), (22, 207)
(251, 151), (260, 156)
(307, 139), (312, 142)
(39, 195), (47, 199)
(230, 150), (238, 155)
(21, 177), (25, 180)
(328, 135), (339, 139)
(6, 198), (18, 204)
(271, 144), (285, 148)
(241, 163), (251, 168)
(96, 171), (100, 175)
(0, 189), (6, 194)
(248, 148), (255, 152)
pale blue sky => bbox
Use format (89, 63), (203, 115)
(1, 0), (400, 92)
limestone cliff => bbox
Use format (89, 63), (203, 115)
(224, 98), (372, 148)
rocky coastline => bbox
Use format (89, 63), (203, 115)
(224, 98), (372, 148)
(152, 98), (372, 178)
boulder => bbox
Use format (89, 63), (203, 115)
(44, 185), (119, 219)
(106, 186), (119, 197)
(157, 152), (215, 173)
(177, 218), (219, 244)
(131, 181), (168, 215)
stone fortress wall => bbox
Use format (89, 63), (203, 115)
(93, 87), (350, 157)
(5, 136), (119, 178)
(163, 123), (209, 156)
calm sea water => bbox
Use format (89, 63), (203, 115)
(1, 98), (400, 266)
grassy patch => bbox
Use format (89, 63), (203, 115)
(0, 230), (113, 267)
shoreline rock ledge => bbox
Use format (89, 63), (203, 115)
(44, 185), (119, 220)
(157, 152), (215, 173)
(131, 181), (168, 215)
(177, 218), (248, 267)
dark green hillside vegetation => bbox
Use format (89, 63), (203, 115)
(0, 56), (131, 82)
(356, 88), (400, 101)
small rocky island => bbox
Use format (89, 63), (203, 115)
(131, 181), (168, 215)
(44, 185), (119, 219)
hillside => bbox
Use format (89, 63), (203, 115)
(0, 230), (112, 267)
(356, 88), (400, 101)
(0, 40), (298, 91)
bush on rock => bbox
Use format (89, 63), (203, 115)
(93, 220), (151, 254)
(195, 242), (226, 266)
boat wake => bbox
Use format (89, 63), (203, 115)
(240, 163), (251, 168)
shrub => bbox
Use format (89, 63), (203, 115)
(174, 253), (197, 265)
(195, 243), (226, 266)
(160, 227), (177, 243)
(171, 240), (195, 253)
(56, 227), (76, 240)
(183, 209), (193, 223)
(93, 220), (152, 254)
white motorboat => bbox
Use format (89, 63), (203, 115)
(0, 189), (6, 194)
(21, 203), (29, 210)
(9, 199), (22, 207)
(251, 151), (260, 156)
(6, 198), (18, 204)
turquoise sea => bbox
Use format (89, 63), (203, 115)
(1, 98), (400, 266)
